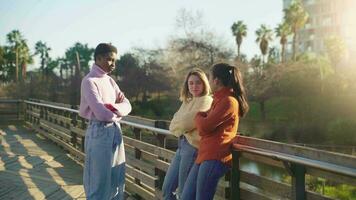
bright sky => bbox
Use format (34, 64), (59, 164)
(0, 0), (283, 70)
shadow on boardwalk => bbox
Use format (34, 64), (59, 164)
(0, 123), (85, 200)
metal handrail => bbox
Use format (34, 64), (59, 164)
(233, 143), (356, 178)
(24, 100), (79, 113)
(0, 99), (22, 103)
(24, 100), (172, 136)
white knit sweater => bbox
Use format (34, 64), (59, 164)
(169, 95), (213, 148)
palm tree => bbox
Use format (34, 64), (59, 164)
(275, 22), (292, 63)
(284, 0), (309, 61)
(256, 24), (273, 65)
(65, 42), (94, 76)
(231, 21), (247, 60)
(18, 42), (33, 80)
(34, 41), (51, 79)
(6, 30), (32, 82)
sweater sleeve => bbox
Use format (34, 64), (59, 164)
(111, 79), (132, 117)
(177, 96), (213, 134)
(81, 78), (116, 122)
(169, 103), (186, 137)
(169, 96), (213, 137)
(195, 97), (237, 136)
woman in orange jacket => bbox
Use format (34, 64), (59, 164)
(181, 63), (249, 200)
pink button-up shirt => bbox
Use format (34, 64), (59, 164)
(79, 64), (132, 122)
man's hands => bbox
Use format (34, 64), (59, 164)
(104, 104), (118, 113)
(117, 92), (125, 103)
(105, 92), (126, 113)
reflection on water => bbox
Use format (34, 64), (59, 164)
(240, 157), (288, 183)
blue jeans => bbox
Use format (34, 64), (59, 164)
(83, 120), (125, 200)
(181, 160), (230, 200)
(162, 136), (198, 200)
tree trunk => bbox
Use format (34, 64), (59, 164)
(142, 90), (148, 103)
(237, 45), (241, 60)
(292, 30), (297, 61)
(75, 51), (81, 76)
(260, 100), (266, 120)
(15, 49), (18, 82)
(60, 66), (63, 80)
(281, 43), (286, 63)
(22, 63), (26, 80)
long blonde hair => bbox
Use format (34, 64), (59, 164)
(180, 68), (211, 102)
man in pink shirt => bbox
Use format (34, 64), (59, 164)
(79, 43), (131, 200)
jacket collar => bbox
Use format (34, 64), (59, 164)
(213, 87), (233, 99)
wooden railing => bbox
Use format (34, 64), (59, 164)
(0, 99), (23, 122)
(1, 99), (356, 200)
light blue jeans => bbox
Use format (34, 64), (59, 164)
(181, 160), (230, 200)
(83, 120), (125, 200)
(162, 136), (198, 200)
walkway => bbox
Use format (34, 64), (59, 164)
(0, 123), (85, 200)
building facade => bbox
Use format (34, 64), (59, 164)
(283, 0), (356, 58)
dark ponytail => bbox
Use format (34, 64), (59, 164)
(212, 63), (249, 117)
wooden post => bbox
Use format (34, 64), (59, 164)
(291, 163), (306, 200)
(230, 150), (241, 200)
(154, 120), (168, 191)
(133, 128), (142, 187)
(16, 100), (20, 120)
(155, 120), (168, 148)
(70, 105), (79, 150)
(81, 118), (86, 152)
(71, 115), (78, 148)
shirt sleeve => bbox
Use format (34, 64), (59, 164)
(111, 78), (132, 117)
(174, 96), (213, 134)
(82, 78), (116, 121)
(169, 103), (185, 137)
(113, 98), (132, 117)
(195, 97), (237, 136)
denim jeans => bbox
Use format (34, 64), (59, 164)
(83, 120), (126, 200)
(162, 136), (198, 200)
(180, 160), (230, 200)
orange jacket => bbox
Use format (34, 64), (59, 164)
(195, 87), (239, 165)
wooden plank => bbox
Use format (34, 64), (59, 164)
(239, 170), (333, 200)
(34, 126), (85, 161)
(155, 159), (170, 172)
(154, 146), (175, 161)
(141, 151), (158, 168)
(6, 184), (59, 200)
(123, 115), (156, 127)
(125, 176), (156, 200)
(41, 120), (71, 135)
(241, 151), (285, 169)
(240, 170), (290, 198)
(215, 180), (229, 199)
(236, 136), (356, 169)
(40, 121), (72, 142)
(234, 144), (356, 180)
(124, 136), (156, 153)
(126, 154), (155, 175)
(126, 165), (157, 188)
(307, 167), (356, 186)
(239, 187), (275, 200)
(47, 112), (72, 125)
(70, 126), (86, 137)
(45, 185), (85, 200)
(26, 110), (40, 118)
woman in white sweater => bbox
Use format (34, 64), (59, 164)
(162, 68), (213, 200)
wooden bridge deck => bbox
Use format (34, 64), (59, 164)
(0, 123), (85, 200)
